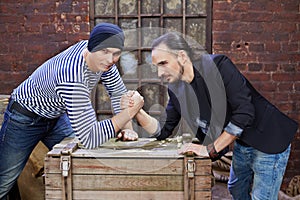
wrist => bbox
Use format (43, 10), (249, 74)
(206, 143), (221, 162)
(128, 106), (140, 118)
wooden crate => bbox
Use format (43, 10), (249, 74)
(44, 138), (212, 200)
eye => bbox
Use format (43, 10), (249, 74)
(158, 61), (168, 67)
(113, 51), (121, 57)
(101, 48), (109, 54)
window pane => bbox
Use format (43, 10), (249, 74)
(120, 51), (138, 79)
(164, 0), (182, 14)
(186, 0), (207, 15)
(141, 0), (160, 14)
(186, 18), (206, 47)
(138, 83), (168, 112)
(164, 18), (182, 32)
(141, 51), (158, 79)
(95, 0), (114, 15)
(119, 0), (137, 15)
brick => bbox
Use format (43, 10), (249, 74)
(213, 1), (232, 11)
(0, 4), (18, 15)
(244, 73), (271, 81)
(240, 12), (273, 22)
(249, 43), (264, 52)
(24, 14), (51, 23)
(262, 22), (283, 33)
(272, 73), (300, 82)
(281, 43), (298, 53)
(8, 43), (25, 53)
(72, 2), (89, 13)
(0, 15), (24, 24)
(278, 82), (294, 91)
(242, 32), (274, 42)
(274, 33), (290, 42)
(282, 1), (299, 13)
(213, 21), (231, 31)
(264, 64), (278, 72)
(232, 2), (250, 12)
(265, 42), (281, 52)
(274, 93), (290, 102)
(231, 22), (264, 33)
(273, 13), (299, 21)
(213, 11), (241, 21)
(281, 23), (297, 33)
(248, 0), (269, 12)
(56, 0), (73, 13)
(248, 63), (263, 71)
(257, 53), (290, 63)
(280, 64), (297, 73)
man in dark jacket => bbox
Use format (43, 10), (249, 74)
(123, 32), (298, 200)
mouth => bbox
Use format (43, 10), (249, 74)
(102, 64), (112, 70)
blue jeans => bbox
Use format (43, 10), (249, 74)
(228, 141), (291, 200)
(0, 100), (74, 199)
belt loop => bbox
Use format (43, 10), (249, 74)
(7, 97), (14, 112)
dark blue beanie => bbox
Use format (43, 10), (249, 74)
(88, 23), (124, 52)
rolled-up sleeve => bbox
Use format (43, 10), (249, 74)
(224, 121), (243, 137)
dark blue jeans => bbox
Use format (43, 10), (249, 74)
(228, 141), (291, 200)
(0, 100), (74, 199)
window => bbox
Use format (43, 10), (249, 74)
(90, 0), (212, 136)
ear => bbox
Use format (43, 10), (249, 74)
(177, 50), (188, 65)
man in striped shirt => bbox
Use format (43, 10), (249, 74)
(0, 22), (143, 198)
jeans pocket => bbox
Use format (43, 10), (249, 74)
(8, 110), (35, 126)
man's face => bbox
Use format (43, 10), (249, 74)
(151, 44), (183, 83)
(89, 48), (121, 72)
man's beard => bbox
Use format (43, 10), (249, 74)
(167, 62), (185, 83)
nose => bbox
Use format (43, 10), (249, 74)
(113, 54), (120, 63)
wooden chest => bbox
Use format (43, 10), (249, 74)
(44, 138), (212, 200)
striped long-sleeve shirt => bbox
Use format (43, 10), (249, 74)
(11, 40), (127, 148)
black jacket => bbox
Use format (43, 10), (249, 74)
(157, 54), (298, 154)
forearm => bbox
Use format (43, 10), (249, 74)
(111, 107), (139, 132)
(212, 131), (237, 152)
(135, 109), (158, 135)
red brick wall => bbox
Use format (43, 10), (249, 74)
(213, 0), (300, 189)
(0, 0), (89, 94)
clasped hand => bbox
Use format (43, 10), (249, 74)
(116, 129), (138, 141)
(121, 90), (144, 111)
